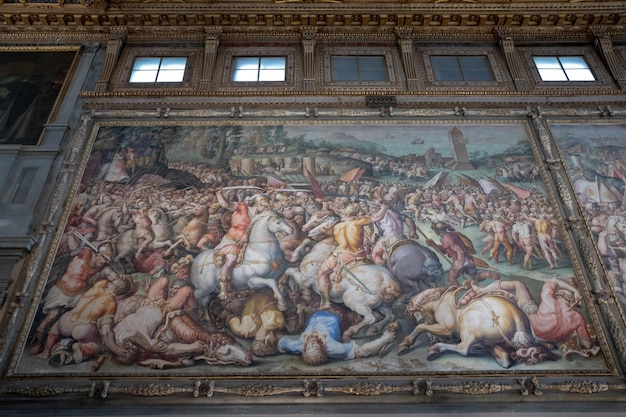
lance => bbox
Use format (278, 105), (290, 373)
(413, 224), (451, 265)
(221, 185), (265, 191)
(273, 188), (313, 193)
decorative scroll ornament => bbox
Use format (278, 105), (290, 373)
(325, 382), (399, 396)
(543, 380), (611, 394)
(440, 381), (505, 395)
(115, 383), (192, 397)
(552, 169), (578, 220)
(605, 311), (626, 365)
(528, 108), (559, 163)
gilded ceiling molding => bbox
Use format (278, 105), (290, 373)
(0, 1), (624, 29)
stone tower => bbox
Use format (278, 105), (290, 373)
(445, 127), (475, 170)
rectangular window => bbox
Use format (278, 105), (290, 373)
(331, 56), (387, 82)
(430, 56), (494, 82)
(533, 56), (595, 81)
(232, 57), (286, 82)
(129, 57), (187, 83)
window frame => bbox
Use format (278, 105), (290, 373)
(116, 48), (198, 90)
(129, 56), (188, 84)
(220, 49), (295, 89)
(422, 48), (505, 88)
(323, 48), (398, 89)
(429, 55), (495, 82)
(330, 55), (388, 82)
(231, 56), (287, 83)
(520, 46), (610, 89)
(532, 55), (595, 82)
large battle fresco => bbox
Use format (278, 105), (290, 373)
(14, 121), (610, 378)
(550, 122), (626, 318)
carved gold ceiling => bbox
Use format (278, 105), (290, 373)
(0, 0), (623, 30)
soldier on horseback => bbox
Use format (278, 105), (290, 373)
(214, 189), (270, 301)
(316, 202), (385, 309)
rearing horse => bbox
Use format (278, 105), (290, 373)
(191, 211), (293, 311)
(285, 210), (401, 341)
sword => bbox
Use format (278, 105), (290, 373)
(221, 186), (265, 191)
(72, 230), (111, 261)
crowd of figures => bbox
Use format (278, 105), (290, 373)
(562, 143), (626, 311)
(28, 149), (601, 373)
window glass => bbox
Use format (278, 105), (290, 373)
(331, 56), (387, 82)
(156, 57), (187, 82)
(232, 57), (286, 82)
(533, 56), (594, 81)
(130, 57), (187, 83)
(459, 57), (493, 81)
(431, 56), (493, 82)
(332, 57), (358, 81)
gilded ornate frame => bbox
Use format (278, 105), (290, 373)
(1, 106), (625, 405)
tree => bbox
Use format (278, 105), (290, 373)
(204, 125), (244, 166)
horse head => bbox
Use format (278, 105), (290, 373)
(306, 213), (340, 240)
(265, 211), (293, 236)
(405, 286), (450, 324)
(147, 207), (167, 223)
(196, 333), (253, 366)
(189, 203), (207, 217)
(302, 210), (335, 232)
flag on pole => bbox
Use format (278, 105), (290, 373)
(338, 167), (365, 182)
(305, 168), (324, 199)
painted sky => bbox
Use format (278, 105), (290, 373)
(282, 123), (530, 157)
(550, 123), (626, 148)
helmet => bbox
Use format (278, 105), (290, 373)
(250, 194), (270, 207)
(344, 203), (361, 217)
(273, 192), (289, 202)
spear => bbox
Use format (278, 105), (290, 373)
(414, 223), (451, 265)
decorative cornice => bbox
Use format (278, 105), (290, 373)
(0, 2), (624, 30)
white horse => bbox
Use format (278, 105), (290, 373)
(285, 211), (401, 341)
(191, 211), (293, 311)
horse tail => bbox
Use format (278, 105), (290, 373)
(511, 344), (560, 365)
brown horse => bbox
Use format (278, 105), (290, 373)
(398, 286), (559, 368)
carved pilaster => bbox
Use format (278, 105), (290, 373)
(95, 29), (127, 93)
(496, 28), (530, 91)
(591, 28), (626, 90)
(301, 27), (317, 92)
(396, 27), (420, 91)
(199, 27), (222, 92)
